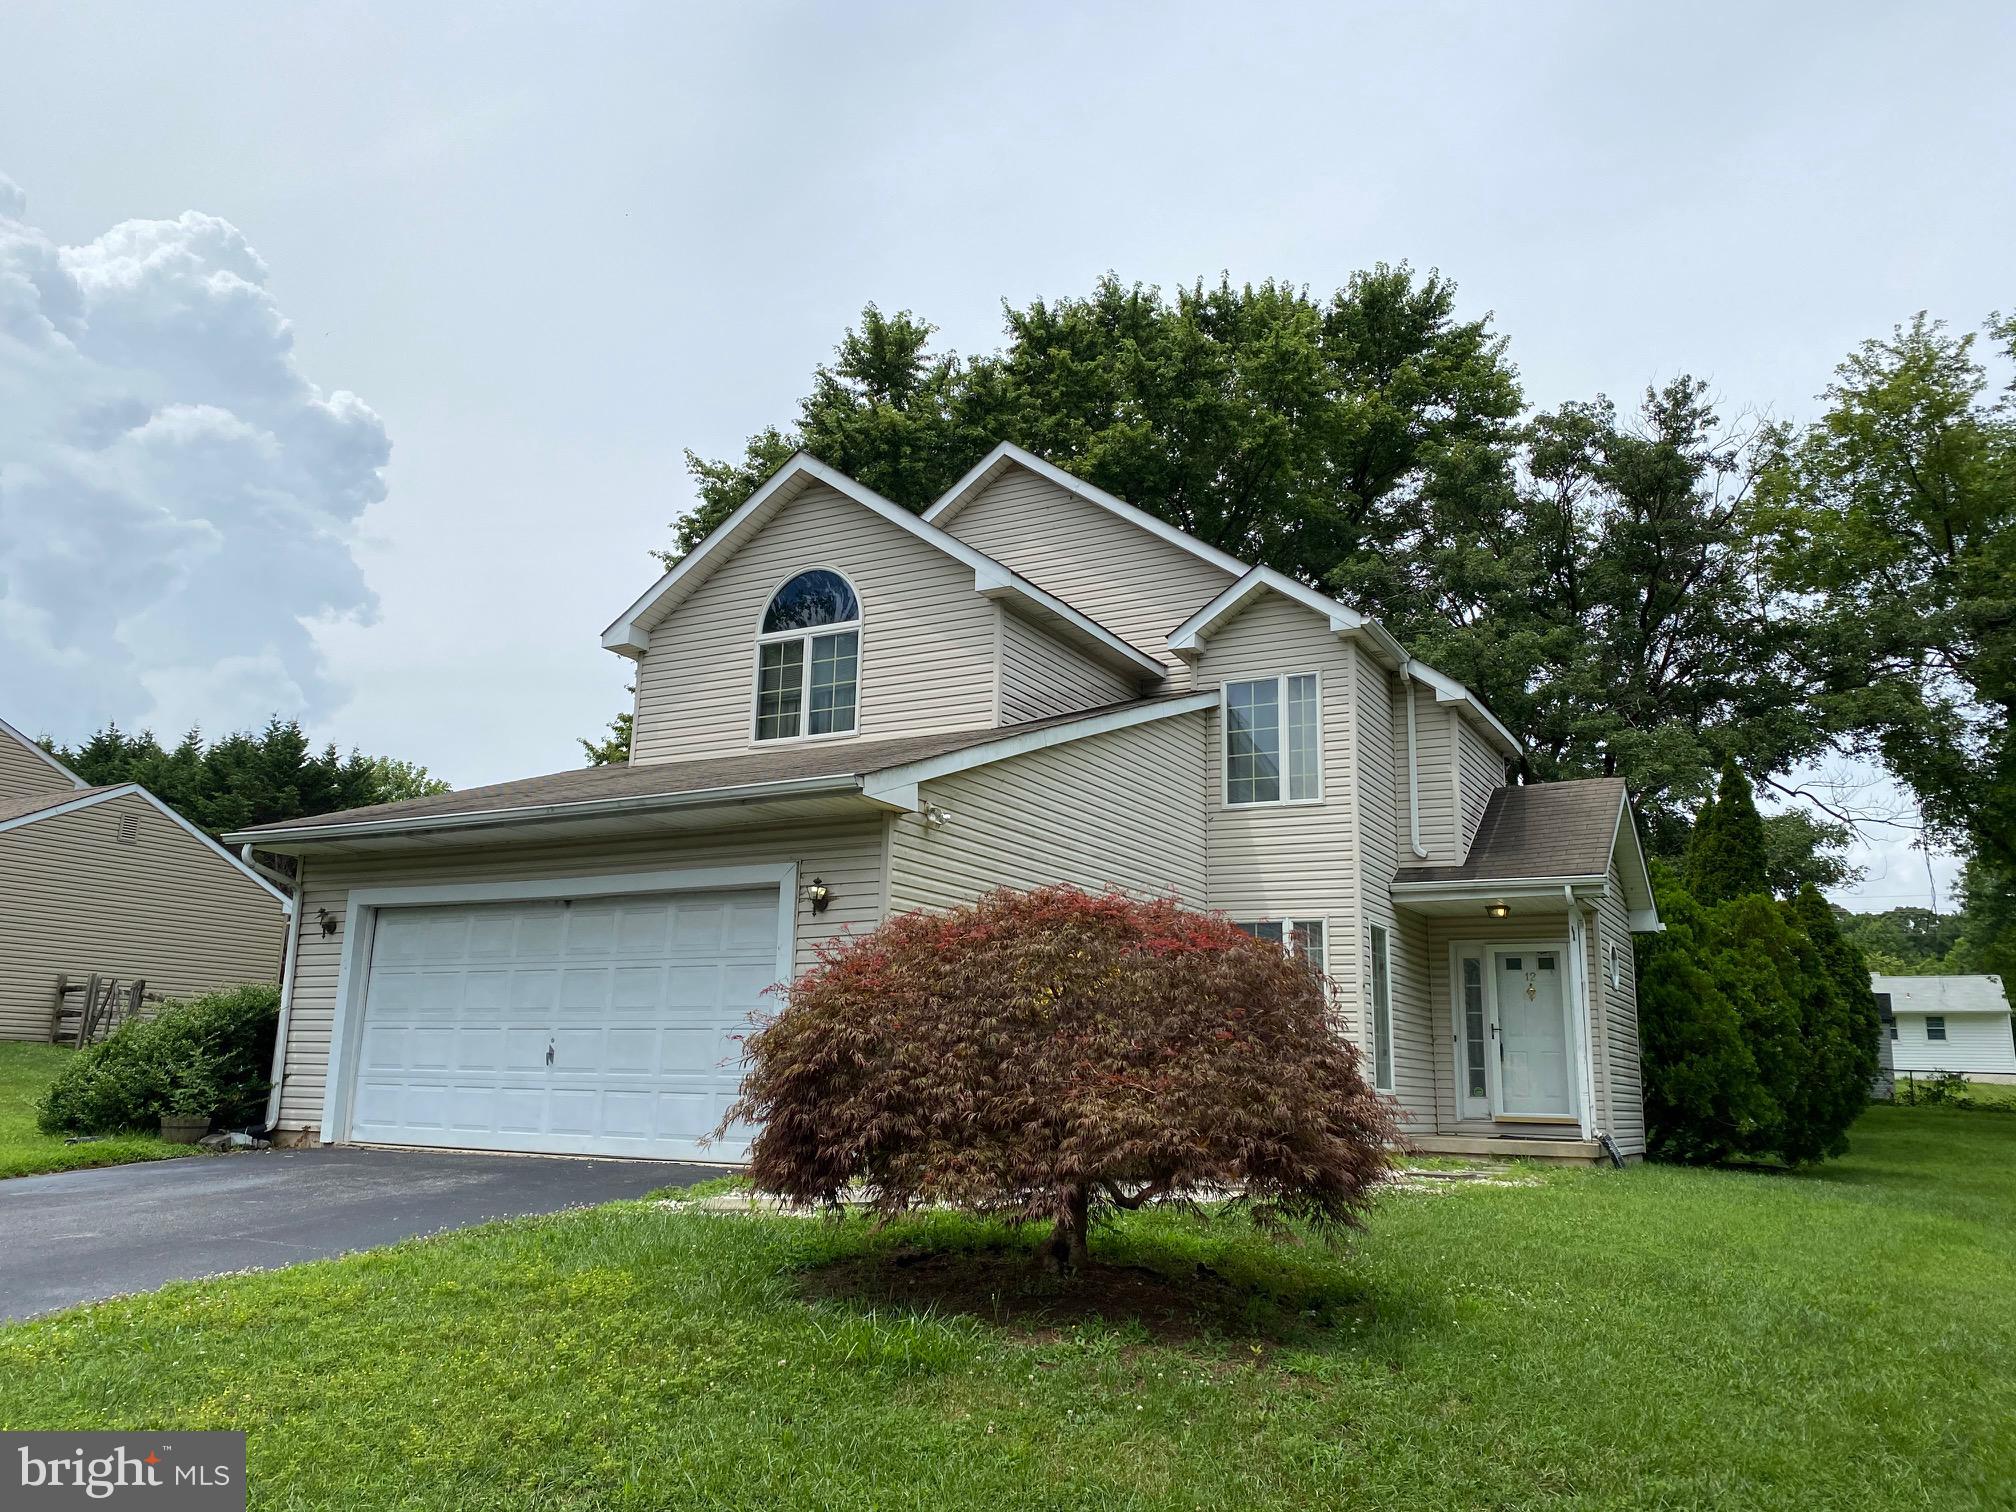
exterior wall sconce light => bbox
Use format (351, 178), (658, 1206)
(923, 804), (952, 829)
(317, 907), (341, 937)
(806, 877), (832, 915)
(1485, 902), (1511, 919)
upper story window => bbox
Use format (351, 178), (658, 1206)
(754, 570), (860, 742)
(1223, 673), (1320, 805)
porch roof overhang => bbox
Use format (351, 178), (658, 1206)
(1387, 873), (1612, 920)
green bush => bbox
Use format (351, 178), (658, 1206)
(37, 984), (280, 1135)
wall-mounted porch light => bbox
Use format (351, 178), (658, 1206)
(1485, 902), (1511, 919)
(805, 877), (832, 915)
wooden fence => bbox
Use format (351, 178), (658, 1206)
(46, 975), (161, 1048)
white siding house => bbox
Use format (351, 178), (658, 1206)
(1874, 974), (2016, 1085)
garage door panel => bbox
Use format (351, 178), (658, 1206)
(348, 888), (777, 1160)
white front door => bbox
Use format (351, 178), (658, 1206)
(348, 889), (779, 1160)
(1492, 947), (1573, 1119)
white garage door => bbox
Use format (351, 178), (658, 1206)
(348, 889), (779, 1160)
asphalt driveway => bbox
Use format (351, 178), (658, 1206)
(0, 1147), (728, 1321)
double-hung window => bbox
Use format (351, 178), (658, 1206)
(1925, 1015), (1947, 1042)
(1224, 673), (1320, 804)
(1234, 918), (1326, 973)
(754, 570), (860, 741)
(1369, 924), (1393, 1092)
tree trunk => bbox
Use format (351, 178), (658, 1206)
(1042, 1183), (1091, 1276)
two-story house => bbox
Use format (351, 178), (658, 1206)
(229, 444), (1660, 1164)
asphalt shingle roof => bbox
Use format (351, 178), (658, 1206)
(0, 784), (114, 827)
(1394, 778), (1628, 884)
(233, 695), (1204, 837)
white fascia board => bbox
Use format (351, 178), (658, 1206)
(860, 692), (1218, 808)
(924, 441), (1251, 578)
(1389, 873), (1610, 897)
(3, 784), (291, 907)
(1167, 567), (1367, 654)
(222, 773), (867, 848)
(1405, 660), (1523, 756)
(601, 450), (1163, 680)
(0, 716), (86, 788)
(1609, 789), (1660, 922)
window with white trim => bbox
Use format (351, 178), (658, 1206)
(1925, 1015), (1947, 1041)
(1224, 673), (1320, 805)
(1369, 924), (1393, 1092)
(1234, 918), (1326, 973)
(754, 570), (860, 741)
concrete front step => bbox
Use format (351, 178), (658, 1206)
(1406, 1133), (1607, 1164)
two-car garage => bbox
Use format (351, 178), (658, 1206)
(341, 883), (782, 1162)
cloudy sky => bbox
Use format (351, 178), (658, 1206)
(3, 1), (2009, 910)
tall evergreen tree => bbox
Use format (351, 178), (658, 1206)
(1791, 884), (1882, 1138)
(1687, 757), (1770, 903)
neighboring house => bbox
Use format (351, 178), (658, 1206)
(0, 717), (291, 1040)
(227, 444), (1662, 1164)
(1873, 974), (2016, 1086)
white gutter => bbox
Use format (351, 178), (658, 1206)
(223, 773), (869, 848)
(246, 844), (304, 1132)
(1402, 664), (1429, 859)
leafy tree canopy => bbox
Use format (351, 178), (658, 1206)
(48, 718), (449, 841)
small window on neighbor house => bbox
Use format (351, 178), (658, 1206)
(1224, 674), (1319, 804)
(755, 570), (860, 742)
(115, 813), (140, 846)
(1926, 1016), (1947, 1041)
(1889, 1022), (1900, 1040)
(1369, 924), (1393, 1093)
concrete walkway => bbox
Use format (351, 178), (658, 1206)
(0, 1146), (728, 1320)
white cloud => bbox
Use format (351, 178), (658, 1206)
(0, 172), (387, 744)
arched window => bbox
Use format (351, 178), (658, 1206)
(754, 570), (860, 740)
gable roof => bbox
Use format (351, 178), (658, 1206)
(1167, 566), (1521, 755)
(602, 452), (1165, 682)
(1871, 974), (2010, 1017)
(225, 693), (1217, 847)
(923, 442), (1250, 577)
(1390, 778), (1659, 928)
(0, 716), (87, 790)
(0, 782), (291, 907)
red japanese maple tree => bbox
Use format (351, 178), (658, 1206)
(720, 886), (1396, 1273)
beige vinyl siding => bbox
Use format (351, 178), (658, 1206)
(273, 822), (886, 1132)
(1355, 662), (1436, 1123)
(996, 608), (1136, 724)
(1403, 704), (1461, 862)
(631, 482), (999, 763)
(0, 792), (286, 1040)
(886, 714), (1208, 914)
(1456, 718), (1505, 853)
(1194, 592), (1361, 1014)
(938, 467), (1237, 681)
(1594, 858), (1645, 1154)
(0, 732), (76, 805)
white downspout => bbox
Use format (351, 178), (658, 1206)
(1403, 663), (1429, 860)
(1564, 883), (1597, 1142)
(247, 845), (303, 1134)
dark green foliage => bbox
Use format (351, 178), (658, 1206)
(579, 709), (633, 767)
(1686, 758), (1770, 903)
(37, 985), (281, 1135)
(50, 718), (448, 841)
(1636, 869), (1767, 1163)
(1836, 905), (1968, 975)
(1639, 870), (1877, 1167)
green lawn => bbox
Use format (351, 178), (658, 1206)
(0, 1042), (192, 1180)
(1, 1105), (2010, 1510)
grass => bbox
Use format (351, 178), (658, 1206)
(0, 1106), (2009, 1510)
(0, 1042), (192, 1180)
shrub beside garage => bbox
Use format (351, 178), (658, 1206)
(37, 984), (281, 1137)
